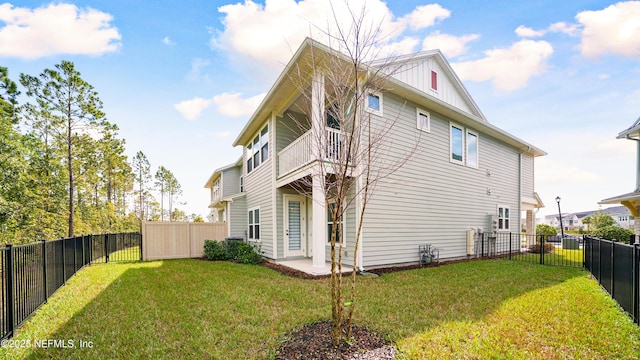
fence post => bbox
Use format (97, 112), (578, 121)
(6, 244), (15, 338)
(509, 233), (512, 260)
(611, 239), (615, 298)
(634, 240), (639, 325)
(539, 234), (544, 265)
(42, 240), (48, 302)
(139, 232), (143, 261)
(62, 238), (66, 285)
(104, 234), (109, 264)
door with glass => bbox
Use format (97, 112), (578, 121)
(284, 195), (306, 257)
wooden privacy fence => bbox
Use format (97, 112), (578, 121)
(141, 222), (228, 260)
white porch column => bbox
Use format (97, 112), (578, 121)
(311, 70), (327, 274)
(312, 171), (327, 273)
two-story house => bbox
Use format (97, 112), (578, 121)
(204, 156), (246, 239)
(218, 38), (545, 274)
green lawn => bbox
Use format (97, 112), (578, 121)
(2, 259), (639, 359)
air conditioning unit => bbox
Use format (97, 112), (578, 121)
(466, 229), (475, 255)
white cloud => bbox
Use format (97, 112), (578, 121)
(162, 36), (175, 46)
(452, 40), (553, 91)
(536, 159), (601, 186)
(212, 92), (265, 117)
(515, 25), (545, 38)
(398, 4), (450, 31)
(577, 1), (640, 58)
(216, 131), (230, 139)
(174, 97), (214, 120)
(212, 0), (452, 73)
(421, 32), (479, 58)
(548, 21), (580, 36)
(186, 58), (211, 82)
(0, 3), (120, 58)
(174, 92), (265, 120)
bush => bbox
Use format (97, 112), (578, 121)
(203, 239), (262, 264)
(592, 225), (634, 244)
(234, 242), (263, 265)
(529, 243), (554, 254)
(204, 240), (227, 260)
(536, 224), (557, 237)
(225, 240), (244, 260)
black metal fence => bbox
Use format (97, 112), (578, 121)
(584, 235), (639, 325)
(474, 232), (584, 267)
(0, 232), (141, 340)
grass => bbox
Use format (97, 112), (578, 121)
(515, 247), (584, 267)
(1, 259), (638, 359)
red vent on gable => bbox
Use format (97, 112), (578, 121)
(431, 71), (438, 91)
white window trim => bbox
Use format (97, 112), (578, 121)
(365, 92), (383, 116)
(246, 124), (269, 175)
(449, 122), (480, 168)
(449, 122), (464, 165)
(326, 201), (346, 247)
(248, 207), (261, 241)
(430, 70), (438, 93)
(416, 108), (430, 132)
(466, 129), (479, 169)
(497, 205), (510, 232)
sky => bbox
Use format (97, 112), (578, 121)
(1, 0), (640, 220)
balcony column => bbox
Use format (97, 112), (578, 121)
(311, 70), (327, 274)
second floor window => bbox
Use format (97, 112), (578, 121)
(247, 124), (269, 174)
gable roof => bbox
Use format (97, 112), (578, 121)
(204, 156), (243, 189)
(232, 38), (545, 157)
(370, 49), (486, 121)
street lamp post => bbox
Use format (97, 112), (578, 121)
(556, 196), (565, 240)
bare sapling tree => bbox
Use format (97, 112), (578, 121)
(286, 1), (421, 346)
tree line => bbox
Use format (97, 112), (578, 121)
(0, 63), (198, 245)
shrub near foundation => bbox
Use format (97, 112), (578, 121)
(203, 239), (262, 264)
(204, 240), (227, 260)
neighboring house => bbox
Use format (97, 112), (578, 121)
(544, 213), (581, 231)
(544, 206), (635, 231)
(204, 156), (247, 239)
(600, 117), (640, 235)
(217, 38), (545, 273)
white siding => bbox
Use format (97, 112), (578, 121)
(229, 195), (247, 238)
(390, 57), (477, 117)
(222, 166), (241, 197)
(361, 92), (521, 268)
(521, 153), (534, 199)
(244, 119), (275, 258)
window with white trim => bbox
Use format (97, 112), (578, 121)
(213, 178), (221, 200)
(431, 70), (438, 91)
(366, 92), (383, 115)
(248, 208), (260, 240)
(417, 109), (430, 132)
(327, 202), (343, 244)
(246, 124), (269, 174)
(450, 122), (479, 168)
(498, 206), (510, 231)
(450, 124), (464, 163)
(466, 130), (478, 168)
(239, 176), (244, 192)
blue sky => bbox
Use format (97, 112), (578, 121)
(2, 0), (639, 219)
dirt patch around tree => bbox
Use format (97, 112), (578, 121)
(275, 321), (396, 360)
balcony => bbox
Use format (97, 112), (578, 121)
(277, 127), (348, 178)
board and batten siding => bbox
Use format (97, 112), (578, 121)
(243, 118), (275, 259)
(361, 92), (522, 268)
(390, 57), (476, 117)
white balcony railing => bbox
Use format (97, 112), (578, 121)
(278, 129), (313, 177)
(277, 127), (351, 178)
